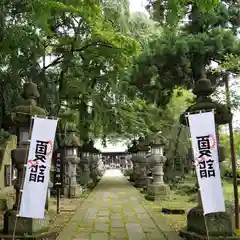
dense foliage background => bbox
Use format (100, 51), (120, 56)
(1, 0), (240, 164)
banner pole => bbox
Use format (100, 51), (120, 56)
(12, 116), (59, 239)
(199, 190), (210, 240)
(56, 183), (61, 214)
(224, 73), (239, 229)
(203, 215), (210, 240)
(185, 111), (216, 240)
(12, 116), (35, 240)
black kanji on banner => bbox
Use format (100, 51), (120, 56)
(34, 140), (49, 163)
(28, 140), (48, 183)
(197, 135), (212, 158)
(196, 135), (216, 178)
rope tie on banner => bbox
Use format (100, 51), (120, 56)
(11, 111), (60, 121)
(185, 109), (216, 116)
(12, 115), (59, 240)
(185, 110), (215, 240)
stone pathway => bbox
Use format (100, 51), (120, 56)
(56, 169), (182, 240)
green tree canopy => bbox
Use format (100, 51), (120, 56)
(130, 0), (240, 107)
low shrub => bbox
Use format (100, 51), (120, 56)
(123, 169), (133, 176)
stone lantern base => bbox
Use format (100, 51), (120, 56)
(133, 178), (148, 188)
(81, 171), (93, 187)
(129, 172), (137, 182)
(140, 177), (153, 194)
(145, 183), (170, 201)
(179, 204), (237, 240)
(3, 209), (49, 235)
(63, 184), (82, 198)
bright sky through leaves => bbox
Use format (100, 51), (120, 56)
(95, 0), (149, 152)
(129, 0), (148, 14)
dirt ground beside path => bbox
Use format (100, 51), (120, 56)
(47, 197), (85, 238)
(0, 193), (90, 239)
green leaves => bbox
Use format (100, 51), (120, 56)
(195, 0), (220, 11)
(146, 0), (220, 26)
(221, 54), (240, 74)
(1, 0), (233, 144)
(132, 0), (240, 110)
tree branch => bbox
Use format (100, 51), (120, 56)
(39, 41), (114, 74)
(40, 56), (64, 72)
(74, 41), (114, 52)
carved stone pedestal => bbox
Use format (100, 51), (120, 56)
(63, 156), (82, 198)
(64, 185), (82, 198)
(134, 158), (148, 188)
(3, 209), (49, 235)
(129, 158), (138, 182)
(140, 177), (153, 194)
(62, 124), (82, 198)
(145, 183), (170, 201)
(63, 182), (82, 198)
(129, 172), (137, 182)
(145, 155), (170, 201)
(179, 204), (237, 239)
(89, 155), (100, 186)
(80, 157), (93, 187)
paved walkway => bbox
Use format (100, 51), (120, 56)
(57, 170), (182, 240)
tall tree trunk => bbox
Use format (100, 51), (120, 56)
(190, 4), (206, 83)
(79, 99), (89, 142)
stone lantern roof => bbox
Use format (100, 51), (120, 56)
(11, 82), (47, 126)
(62, 123), (82, 147)
(136, 137), (150, 152)
(180, 78), (231, 125)
(81, 140), (100, 154)
(148, 131), (167, 147)
(127, 140), (138, 153)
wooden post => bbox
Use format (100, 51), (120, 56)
(224, 73), (239, 229)
(45, 190), (49, 211)
(56, 183), (61, 214)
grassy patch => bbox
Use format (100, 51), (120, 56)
(145, 179), (240, 232)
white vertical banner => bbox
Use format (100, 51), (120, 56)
(187, 111), (225, 215)
(19, 117), (58, 219)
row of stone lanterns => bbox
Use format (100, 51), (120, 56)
(84, 140), (102, 187)
(128, 140), (139, 182)
(79, 140), (102, 188)
(132, 137), (150, 188)
(125, 76), (234, 239)
(4, 82), (49, 235)
(60, 120), (106, 196)
(145, 132), (170, 201)
(62, 123), (82, 198)
(2, 81), (104, 236)
(127, 132), (170, 201)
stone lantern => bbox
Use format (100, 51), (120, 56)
(133, 137), (150, 188)
(62, 123), (82, 198)
(97, 152), (105, 177)
(87, 140), (101, 186)
(179, 77), (234, 239)
(128, 140), (139, 182)
(4, 82), (49, 235)
(80, 140), (94, 188)
(145, 131), (170, 201)
(126, 151), (133, 169)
